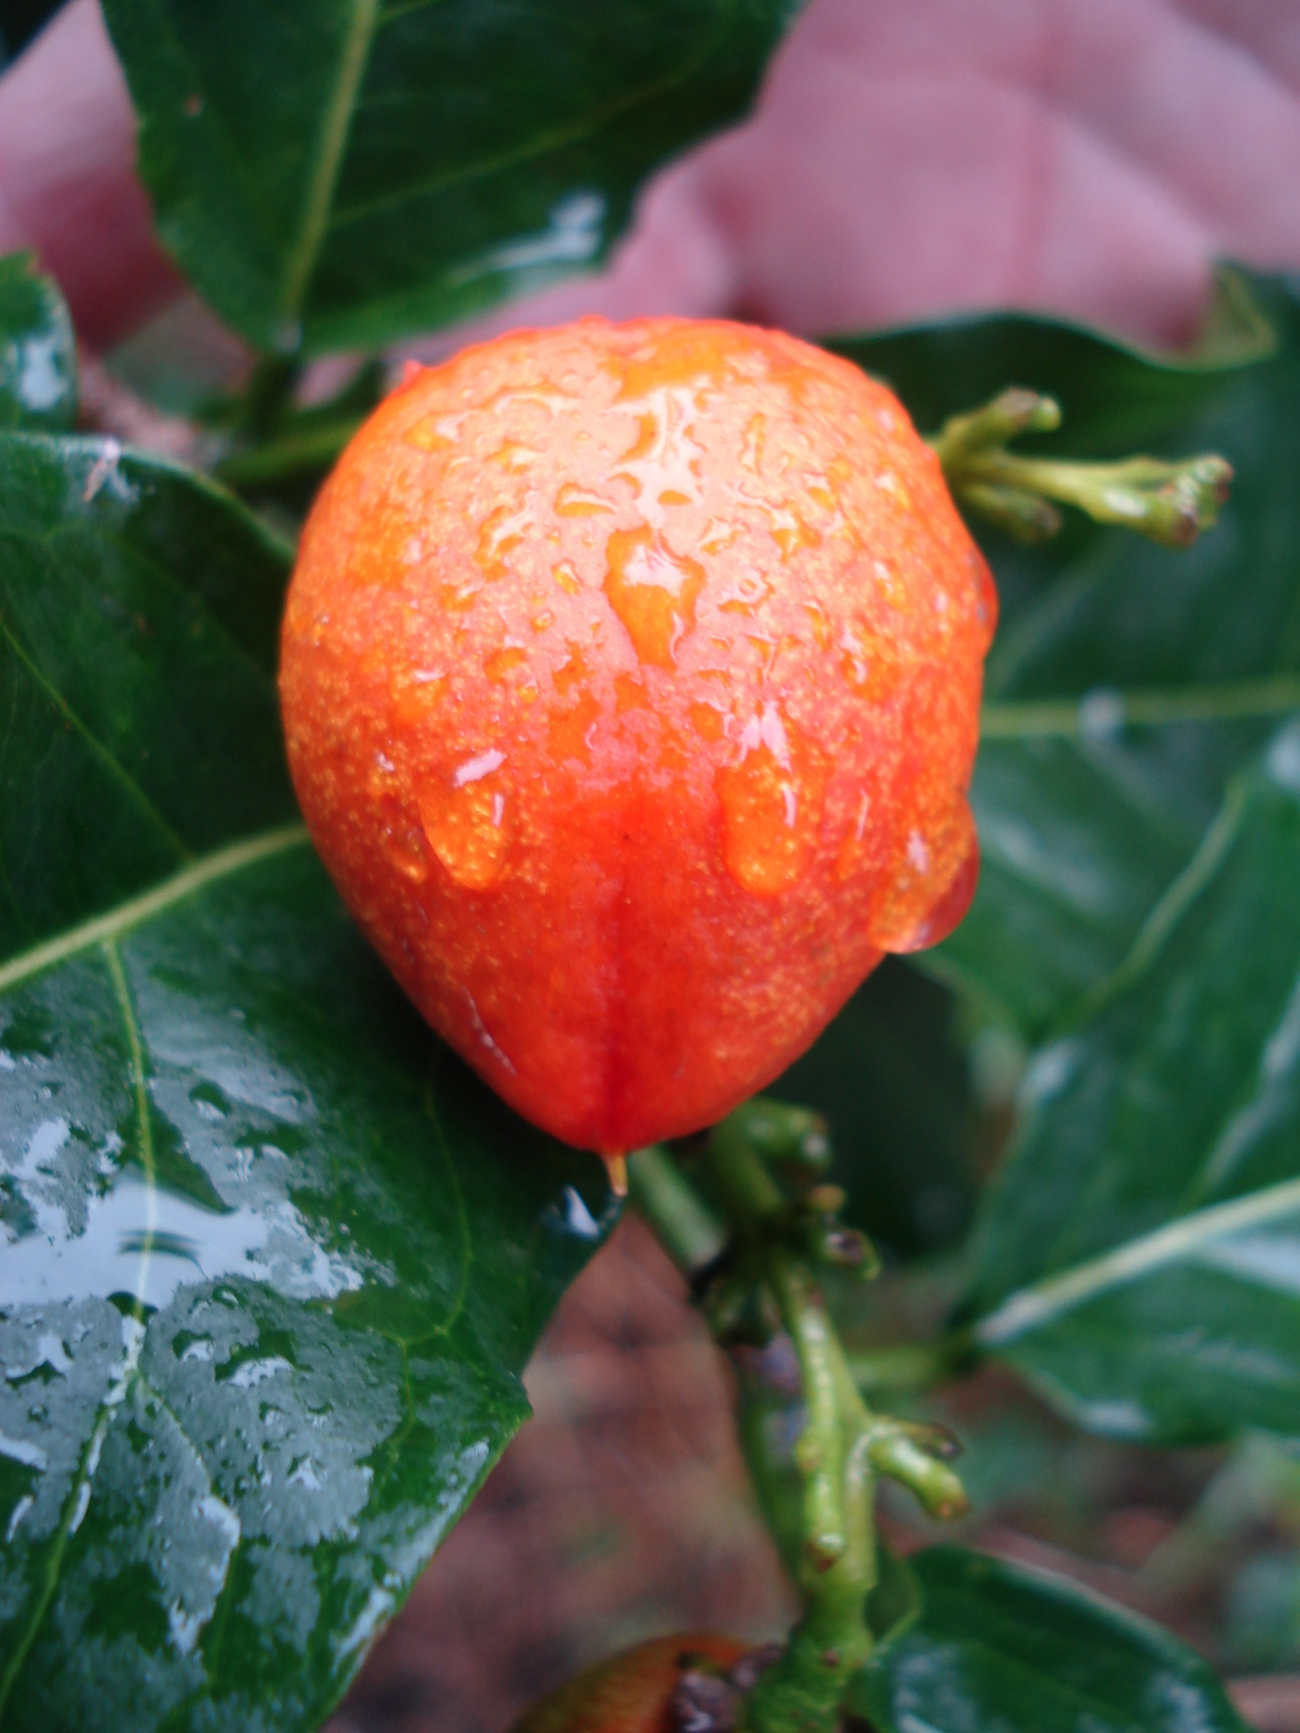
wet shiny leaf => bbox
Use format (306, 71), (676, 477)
(0, 254), (76, 431)
(834, 271), (1300, 1034)
(99, 0), (805, 355)
(849, 1546), (1248, 1733)
(964, 730), (1300, 1442)
(0, 430), (615, 1730)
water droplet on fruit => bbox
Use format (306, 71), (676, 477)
(740, 413), (766, 476)
(839, 622), (902, 701)
(418, 752), (511, 888)
(688, 702), (726, 741)
(553, 644), (589, 696)
(767, 505), (820, 560)
(835, 791), (874, 880)
(549, 689), (602, 763)
(874, 469), (912, 511)
(716, 705), (826, 895)
(869, 801), (976, 951)
(384, 827), (431, 884)
(804, 601), (831, 649)
(615, 673), (646, 711)
(408, 409), (469, 452)
(485, 645), (528, 681)
(610, 384), (704, 513)
(603, 526), (705, 666)
(476, 503), (532, 579)
(555, 482), (614, 517)
(700, 517), (741, 555)
(367, 751), (397, 797)
(389, 666), (448, 725)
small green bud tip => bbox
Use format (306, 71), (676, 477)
(804, 1534), (846, 1571)
(931, 388), (1233, 551)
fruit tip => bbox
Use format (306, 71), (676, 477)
(605, 1151), (629, 1197)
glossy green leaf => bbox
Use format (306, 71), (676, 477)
(834, 272), (1300, 1033)
(0, 254), (76, 432)
(0, 430), (616, 1730)
(962, 727), (1300, 1442)
(99, 0), (804, 356)
(771, 959), (978, 1256)
(849, 1546), (1248, 1733)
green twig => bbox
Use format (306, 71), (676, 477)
(631, 1106), (970, 1733)
(626, 1144), (727, 1274)
(930, 387), (1232, 548)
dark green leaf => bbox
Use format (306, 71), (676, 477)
(963, 728), (1300, 1443)
(834, 272), (1300, 1033)
(0, 430), (616, 1730)
(771, 958), (978, 1256)
(0, 254), (76, 432)
(848, 1546), (1248, 1733)
(100, 0), (805, 355)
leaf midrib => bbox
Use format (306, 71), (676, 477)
(323, 1), (735, 234)
(981, 671), (1300, 740)
(973, 1172), (1300, 1348)
(0, 823), (309, 992)
(0, 612), (190, 864)
(279, 0), (383, 321)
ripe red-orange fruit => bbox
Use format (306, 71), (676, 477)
(280, 317), (995, 1158)
(513, 1634), (750, 1733)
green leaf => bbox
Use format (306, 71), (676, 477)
(833, 271), (1300, 1034)
(963, 726), (1300, 1443)
(0, 430), (616, 1729)
(0, 254), (76, 432)
(771, 959), (978, 1256)
(849, 1546), (1248, 1733)
(99, 0), (805, 356)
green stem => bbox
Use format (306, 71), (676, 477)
(626, 1144), (727, 1274)
(741, 1252), (876, 1733)
(929, 388), (1231, 548)
(629, 1111), (970, 1733)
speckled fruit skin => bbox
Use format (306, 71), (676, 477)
(280, 316), (996, 1156)
(512, 1634), (750, 1733)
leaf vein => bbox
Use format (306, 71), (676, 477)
(0, 612), (190, 864)
(0, 822), (309, 992)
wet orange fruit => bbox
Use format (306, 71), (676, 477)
(279, 317), (996, 1159)
(513, 1633), (750, 1733)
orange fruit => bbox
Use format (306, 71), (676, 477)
(512, 1634), (751, 1733)
(279, 316), (995, 1160)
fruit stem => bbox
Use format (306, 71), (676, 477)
(629, 1107), (971, 1733)
(700, 1120), (875, 1733)
(929, 387), (1232, 548)
(626, 1145), (727, 1273)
